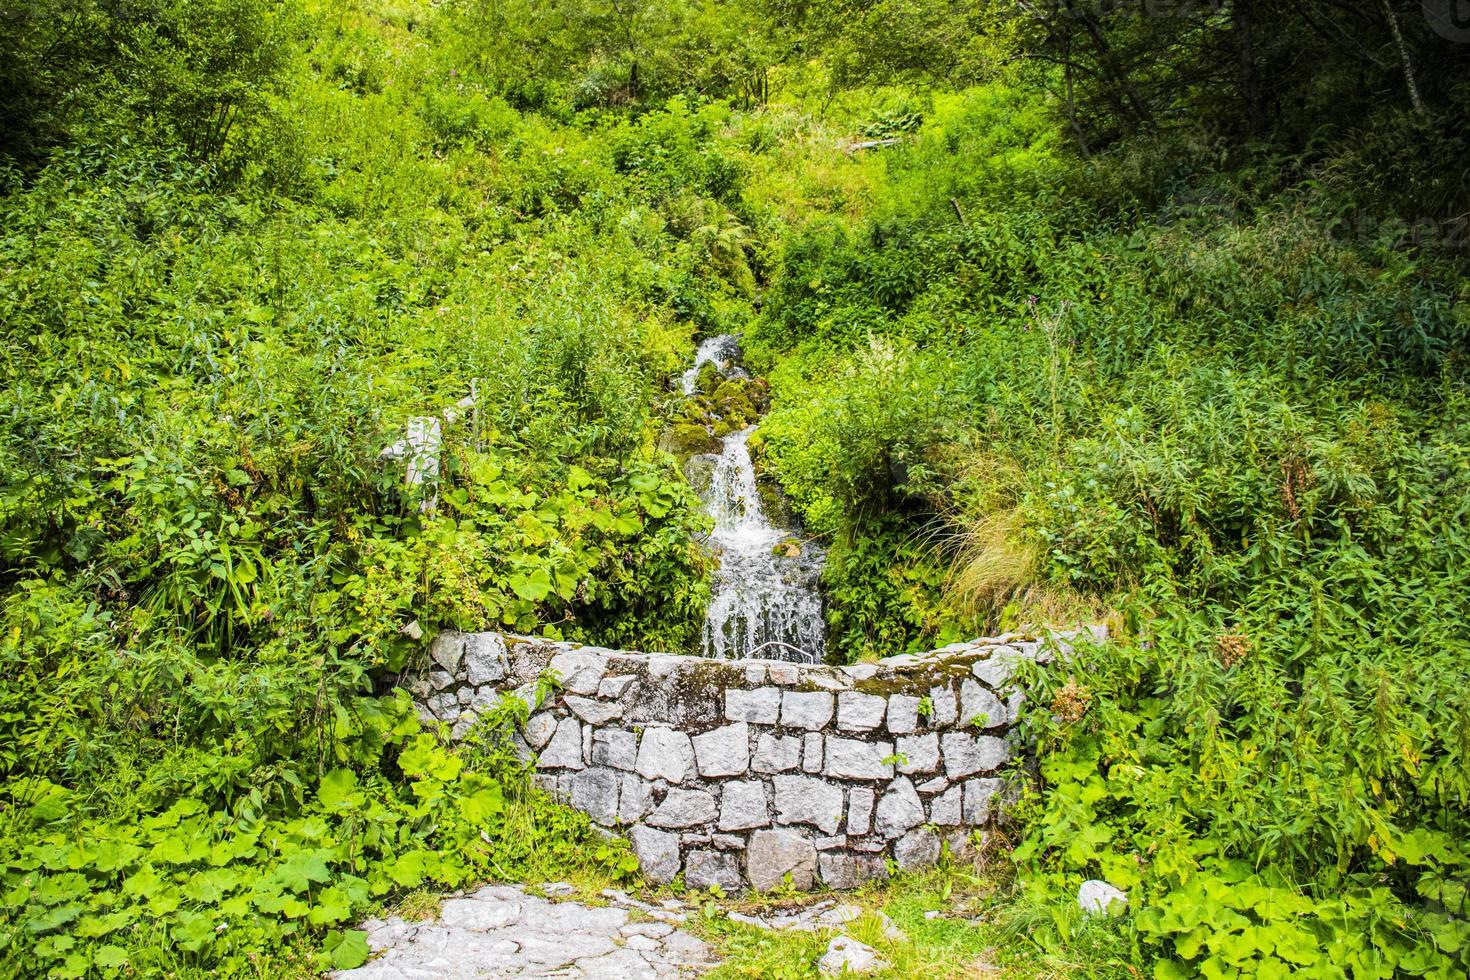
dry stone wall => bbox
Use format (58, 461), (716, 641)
(410, 629), (1104, 893)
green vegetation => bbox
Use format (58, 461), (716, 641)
(4, 0), (1468, 976)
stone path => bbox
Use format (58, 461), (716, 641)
(333, 884), (718, 979)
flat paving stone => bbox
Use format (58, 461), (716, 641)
(335, 883), (717, 978)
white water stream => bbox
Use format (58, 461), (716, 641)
(681, 336), (826, 663)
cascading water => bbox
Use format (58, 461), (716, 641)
(677, 335), (826, 663)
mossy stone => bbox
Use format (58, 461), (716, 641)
(658, 423), (720, 461)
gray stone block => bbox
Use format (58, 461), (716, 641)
(692, 723), (750, 777)
(597, 674), (637, 699)
(548, 649), (608, 695)
(894, 829), (940, 871)
(847, 786), (875, 836)
(630, 825), (680, 884)
(619, 774), (654, 824)
(429, 669), (457, 691)
(781, 691), (834, 730)
(817, 853), (889, 890)
(824, 737), (895, 780)
(874, 777), (925, 839)
(539, 717), (585, 770)
(928, 687), (958, 726)
(970, 647), (1019, 688)
(646, 789), (717, 829)
(887, 695), (921, 734)
(636, 727), (696, 783)
(802, 733), (824, 773)
(773, 775), (844, 835)
(718, 780), (770, 831)
(747, 829), (817, 891)
(429, 632), (464, 674)
(836, 692), (886, 731)
(963, 778), (1004, 825)
(895, 733), (940, 775)
(684, 850), (743, 893)
(752, 734), (801, 773)
(591, 728), (638, 770)
(928, 785), (962, 825)
(566, 695), (623, 726)
(959, 679), (1006, 729)
(570, 767), (621, 826)
(941, 733), (1009, 778)
(725, 687), (781, 724)
(463, 633), (508, 686)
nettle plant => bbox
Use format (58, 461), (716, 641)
(0, 691), (637, 978)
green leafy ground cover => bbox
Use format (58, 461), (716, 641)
(4, 0), (1468, 976)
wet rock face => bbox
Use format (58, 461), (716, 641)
(411, 626), (1106, 893)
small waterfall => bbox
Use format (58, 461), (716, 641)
(679, 336), (826, 663)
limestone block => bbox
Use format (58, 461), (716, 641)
(874, 777), (925, 839)
(895, 733), (940, 775)
(645, 789), (717, 829)
(463, 633), (508, 686)
(725, 687), (781, 724)
(824, 737), (895, 780)
(752, 734), (801, 773)
(619, 774), (654, 824)
(692, 723), (750, 777)
(894, 829), (941, 871)
(684, 850), (743, 893)
(429, 632), (464, 674)
(887, 695), (921, 734)
(846, 786), (875, 836)
(746, 829), (817, 891)
(963, 777), (1004, 825)
(539, 717), (585, 770)
(630, 825), (680, 884)
(959, 679), (1006, 729)
(781, 691), (834, 730)
(928, 785), (962, 826)
(718, 780), (771, 832)
(928, 686), (958, 726)
(548, 649), (608, 696)
(590, 728), (638, 770)
(836, 692), (886, 731)
(817, 853), (889, 890)
(773, 775), (844, 835)
(565, 695), (622, 726)
(597, 675), (637, 699)
(802, 733), (824, 773)
(941, 733), (1009, 778)
(636, 727), (696, 783)
(570, 767), (621, 826)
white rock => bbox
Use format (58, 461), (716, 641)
(618, 774), (653, 824)
(781, 691), (834, 729)
(725, 687), (781, 724)
(928, 687), (958, 726)
(692, 722), (750, 777)
(963, 777), (1003, 825)
(565, 695), (622, 725)
(802, 733), (825, 773)
(874, 777), (925, 839)
(887, 695), (921, 734)
(429, 632), (464, 674)
(846, 786), (875, 836)
(718, 780), (771, 831)
(636, 727), (696, 783)
(928, 785), (963, 825)
(548, 649), (608, 695)
(960, 679), (1007, 729)
(645, 789), (717, 829)
(684, 849), (743, 893)
(894, 828), (940, 871)
(746, 829), (817, 891)
(818, 936), (887, 975)
(824, 737), (895, 780)
(753, 734), (802, 773)
(1079, 879), (1129, 915)
(569, 767), (621, 826)
(539, 717), (585, 769)
(590, 728), (638, 770)
(773, 775), (844, 835)
(836, 692), (886, 731)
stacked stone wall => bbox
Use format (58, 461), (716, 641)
(411, 629), (1103, 892)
